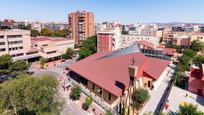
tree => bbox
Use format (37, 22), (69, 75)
(39, 58), (49, 69)
(178, 55), (191, 71)
(81, 35), (97, 53)
(0, 54), (12, 74)
(65, 48), (76, 59)
(18, 24), (31, 30)
(172, 72), (186, 89)
(9, 60), (31, 76)
(31, 29), (40, 37)
(132, 88), (150, 109)
(82, 96), (93, 110)
(70, 85), (82, 100)
(190, 40), (204, 52)
(41, 28), (53, 37)
(177, 102), (203, 115)
(79, 35), (97, 60)
(193, 55), (204, 65)
(0, 54), (12, 70)
(183, 49), (197, 58)
(105, 109), (112, 115)
(0, 75), (63, 115)
(62, 54), (69, 59)
(54, 29), (69, 38)
(79, 47), (92, 59)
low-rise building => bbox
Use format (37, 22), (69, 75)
(121, 35), (160, 48)
(190, 32), (204, 43)
(188, 64), (204, 96)
(31, 37), (74, 59)
(0, 29), (39, 60)
(68, 44), (170, 108)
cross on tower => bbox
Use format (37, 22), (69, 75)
(131, 57), (136, 66)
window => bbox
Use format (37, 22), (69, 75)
(108, 93), (111, 101)
(0, 48), (6, 52)
(92, 83), (95, 90)
(0, 42), (5, 45)
(9, 46), (23, 51)
(0, 36), (4, 38)
(8, 40), (23, 45)
(99, 88), (102, 95)
(12, 53), (24, 57)
(42, 44), (48, 46)
(47, 51), (57, 54)
(7, 35), (22, 38)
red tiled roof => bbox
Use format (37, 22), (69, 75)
(69, 51), (169, 97)
(135, 40), (154, 49)
(162, 48), (176, 56)
(31, 37), (65, 42)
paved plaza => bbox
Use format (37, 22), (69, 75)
(165, 86), (204, 114)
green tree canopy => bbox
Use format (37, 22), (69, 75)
(65, 48), (76, 59)
(81, 35), (97, 53)
(0, 55), (30, 76)
(31, 29), (40, 37)
(18, 24), (31, 30)
(0, 54), (12, 70)
(183, 49), (197, 58)
(9, 60), (31, 76)
(54, 29), (69, 38)
(0, 75), (63, 115)
(79, 35), (97, 59)
(79, 47), (92, 59)
(132, 88), (150, 109)
(41, 28), (53, 37)
(190, 40), (204, 52)
(193, 55), (204, 65)
(177, 103), (203, 115)
(70, 85), (82, 100)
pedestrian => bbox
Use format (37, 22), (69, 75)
(54, 62), (56, 66)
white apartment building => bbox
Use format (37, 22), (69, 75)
(0, 29), (75, 61)
(0, 29), (37, 60)
(120, 35), (160, 48)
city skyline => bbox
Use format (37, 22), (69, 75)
(1, 0), (204, 24)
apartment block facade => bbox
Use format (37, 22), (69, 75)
(0, 30), (32, 60)
(68, 11), (94, 46)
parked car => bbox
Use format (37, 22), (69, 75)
(0, 74), (16, 83)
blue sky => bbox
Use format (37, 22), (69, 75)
(1, 0), (204, 23)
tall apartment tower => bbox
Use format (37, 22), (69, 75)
(68, 11), (94, 46)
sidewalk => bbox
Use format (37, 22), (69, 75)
(140, 67), (174, 115)
(58, 74), (105, 115)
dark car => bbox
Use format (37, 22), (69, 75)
(0, 74), (16, 83)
